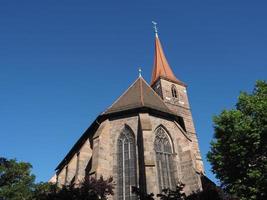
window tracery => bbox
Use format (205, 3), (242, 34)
(154, 126), (175, 190)
(117, 126), (137, 200)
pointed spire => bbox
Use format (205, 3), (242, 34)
(150, 22), (185, 86)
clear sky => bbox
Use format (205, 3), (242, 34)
(0, 0), (266, 184)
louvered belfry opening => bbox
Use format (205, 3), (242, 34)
(154, 126), (176, 191)
(117, 126), (137, 200)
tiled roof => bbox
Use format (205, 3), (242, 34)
(151, 35), (185, 86)
(104, 77), (173, 115)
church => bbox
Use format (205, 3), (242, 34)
(52, 26), (205, 199)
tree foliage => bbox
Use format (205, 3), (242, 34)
(1, 156), (238, 200)
(133, 176), (234, 200)
(186, 176), (236, 200)
(156, 183), (186, 200)
(32, 182), (58, 200)
(0, 157), (35, 200)
(207, 80), (267, 200)
(0, 157), (114, 200)
(132, 186), (155, 200)
(33, 176), (114, 200)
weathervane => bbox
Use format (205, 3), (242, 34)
(152, 21), (158, 37)
(138, 67), (142, 77)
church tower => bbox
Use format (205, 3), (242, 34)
(150, 27), (204, 175)
(52, 25), (205, 200)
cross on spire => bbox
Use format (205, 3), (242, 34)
(138, 67), (142, 77)
(150, 23), (186, 86)
(152, 21), (158, 37)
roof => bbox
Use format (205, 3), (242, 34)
(55, 77), (186, 172)
(151, 35), (186, 86)
(104, 76), (174, 115)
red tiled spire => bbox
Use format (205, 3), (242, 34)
(150, 29), (185, 86)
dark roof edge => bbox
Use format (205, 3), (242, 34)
(55, 106), (186, 172)
(55, 114), (105, 171)
(105, 106), (182, 122)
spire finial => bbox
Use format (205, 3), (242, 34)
(138, 67), (142, 77)
(152, 21), (158, 37)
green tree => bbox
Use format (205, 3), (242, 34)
(207, 80), (267, 200)
(33, 176), (114, 200)
(79, 176), (114, 200)
(0, 157), (35, 200)
(156, 183), (186, 200)
(32, 182), (58, 200)
(0, 157), (114, 200)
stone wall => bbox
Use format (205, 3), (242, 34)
(148, 115), (202, 195)
(56, 134), (92, 186)
(154, 79), (204, 174)
(55, 109), (203, 199)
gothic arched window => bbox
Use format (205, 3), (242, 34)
(154, 127), (175, 190)
(171, 85), (178, 98)
(117, 126), (137, 200)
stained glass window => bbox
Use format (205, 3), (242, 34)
(154, 127), (175, 191)
(117, 127), (137, 200)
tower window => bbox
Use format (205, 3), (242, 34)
(117, 126), (137, 200)
(171, 85), (178, 98)
(154, 127), (175, 191)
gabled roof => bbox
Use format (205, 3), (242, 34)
(104, 77), (174, 115)
(151, 35), (186, 86)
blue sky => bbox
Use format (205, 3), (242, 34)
(0, 0), (266, 184)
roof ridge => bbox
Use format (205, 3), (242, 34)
(140, 77), (144, 106)
(104, 76), (176, 116)
(103, 77), (141, 114)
